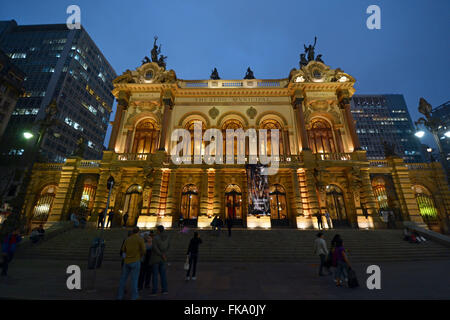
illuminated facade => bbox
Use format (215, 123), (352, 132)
(21, 58), (450, 233)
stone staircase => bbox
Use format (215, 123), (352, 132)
(16, 227), (450, 263)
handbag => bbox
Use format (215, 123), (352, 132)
(183, 255), (190, 271)
(347, 268), (359, 288)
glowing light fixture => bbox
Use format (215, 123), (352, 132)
(414, 130), (425, 138)
(23, 131), (34, 139)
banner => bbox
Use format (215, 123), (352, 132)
(246, 164), (270, 216)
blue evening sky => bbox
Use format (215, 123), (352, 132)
(1, 0), (449, 148)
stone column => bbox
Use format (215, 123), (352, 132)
(148, 169), (164, 215)
(158, 90), (174, 151)
(165, 169), (177, 216)
(338, 90), (361, 150)
(292, 90), (309, 152)
(108, 91), (129, 151)
(359, 168), (378, 228)
(389, 157), (426, 228)
(199, 169), (209, 216)
(47, 159), (79, 225)
(213, 169), (222, 216)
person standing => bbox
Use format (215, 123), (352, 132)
(117, 227), (146, 300)
(150, 225), (170, 295)
(106, 210), (115, 228)
(315, 212), (323, 230)
(97, 210), (105, 229)
(332, 238), (351, 287)
(138, 231), (154, 290)
(1, 229), (22, 276)
(325, 211), (332, 229)
(123, 212), (129, 227)
(226, 217), (233, 237)
(185, 232), (202, 281)
(313, 232), (331, 276)
(70, 212), (79, 228)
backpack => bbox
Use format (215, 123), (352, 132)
(347, 268), (359, 288)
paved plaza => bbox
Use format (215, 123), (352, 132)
(1, 257), (449, 300)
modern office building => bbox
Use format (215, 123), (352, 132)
(0, 20), (116, 205)
(431, 100), (450, 161)
(351, 94), (424, 163)
(0, 48), (25, 140)
(0, 20), (116, 163)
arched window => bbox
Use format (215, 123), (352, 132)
(413, 185), (439, 223)
(180, 184), (199, 219)
(372, 177), (388, 209)
(123, 184), (143, 226)
(307, 119), (336, 154)
(32, 185), (57, 222)
(185, 120), (206, 156)
(260, 119), (284, 156)
(222, 119), (245, 156)
(225, 184), (242, 219)
(80, 178), (96, 210)
(269, 184), (288, 220)
(132, 119), (160, 154)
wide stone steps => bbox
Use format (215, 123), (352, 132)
(17, 228), (450, 263)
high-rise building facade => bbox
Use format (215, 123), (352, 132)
(431, 100), (450, 162)
(351, 94), (424, 163)
(0, 49), (25, 140)
(0, 20), (116, 163)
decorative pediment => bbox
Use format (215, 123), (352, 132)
(113, 62), (177, 85)
(289, 61), (355, 84)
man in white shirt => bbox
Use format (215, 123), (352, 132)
(313, 232), (331, 276)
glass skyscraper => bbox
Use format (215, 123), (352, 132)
(351, 94), (424, 163)
(0, 20), (116, 163)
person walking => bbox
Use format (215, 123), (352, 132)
(97, 210), (105, 229)
(117, 227), (146, 300)
(150, 225), (170, 295)
(332, 238), (351, 287)
(185, 232), (202, 281)
(1, 229), (22, 276)
(226, 217), (233, 237)
(325, 211), (332, 229)
(70, 211), (79, 227)
(106, 210), (115, 228)
(313, 232), (331, 276)
(138, 231), (154, 290)
(123, 212), (129, 227)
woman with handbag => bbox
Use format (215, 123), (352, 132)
(185, 232), (202, 281)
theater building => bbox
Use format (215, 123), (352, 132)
(21, 57), (450, 233)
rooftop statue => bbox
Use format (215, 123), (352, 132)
(244, 67), (255, 79)
(418, 97), (433, 119)
(210, 67), (220, 80)
(304, 36), (317, 62)
(315, 54), (324, 63)
(158, 54), (167, 69)
(73, 137), (86, 158)
(382, 140), (397, 157)
(151, 36), (161, 63)
(299, 53), (308, 69)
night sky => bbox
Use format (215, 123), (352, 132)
(1, 0), (449, 148)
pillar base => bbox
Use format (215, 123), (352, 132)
(137, 215), (158, 229)
(296, 215), (313, 229)
(357, 215), (374, 229)
(198, 215), (214, 229)
(247, 215), (271, 229)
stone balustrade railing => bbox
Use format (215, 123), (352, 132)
(78, 160), (101, 168)
(315, 153), (352, 161)
(33, 163), (64, 171)
(181, 79), (286, 89)
(369, 160), (390, 167)
(116, 153), (149, 161)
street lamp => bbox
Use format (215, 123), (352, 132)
(23, 131), (34, 140)
(414, 130), (425, 138)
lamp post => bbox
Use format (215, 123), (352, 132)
(414, 97), (449, 173)
(13, 99), (59, 219)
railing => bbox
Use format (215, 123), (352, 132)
(180, 79), (284, 89)
(79, 160), (100, 168)
(407, 163), (432, 170)
(315, 153), (352, 161)
(369, 160), (389, 167)
(116, 153), (149, 161)
(166, 154), (303, 164)
(34, 163), (64, 171)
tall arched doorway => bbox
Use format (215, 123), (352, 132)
(260, 119), (284, 156)
(123, 184), (143, 226)
(307, 119), (337, 154)
(413, 185), (440, 232)
(132, 119), (160, 154)
(225, 184), (243, 224)
(180, 184), (199, 225)
(269, 184), (289, 226)
(31, 185), (57, 226)
(325, 184), (349, 227)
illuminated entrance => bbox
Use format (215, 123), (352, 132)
(123, 184), (143, 226)
(413, 185), (440, 232)
(225, 184), (243, 224)
(269, 184), (289, 226)
(180, 184), (199, 225)
(326, 184), (349, 227)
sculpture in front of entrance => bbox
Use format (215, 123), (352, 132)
(210, 67), (220, 80)
(244, 67), (255, 79)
